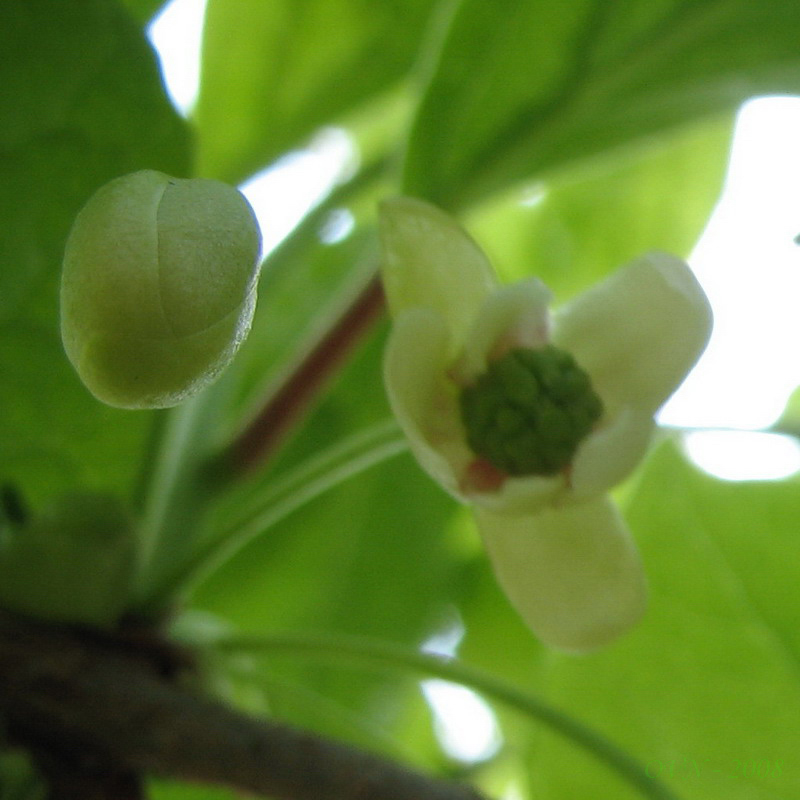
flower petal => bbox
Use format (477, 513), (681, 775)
(553, 251), (712, 413)
(570, 405), (655, 496)
(469, 471), (564, 515)
(379, 197), (497, 353)
(453, 278), (552, 384)
(384, 307), (472, 498)
(475, 497), (647, 652)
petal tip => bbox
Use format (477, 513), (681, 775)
(641, 250), (713, 342)
(476, 498), (647, 652)
(378, 196), (496, 337)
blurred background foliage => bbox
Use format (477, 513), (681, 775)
(3, 0), (800, 798)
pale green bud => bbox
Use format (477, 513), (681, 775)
(60, 170), (262, 409)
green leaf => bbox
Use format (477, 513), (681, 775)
(0, 749), (42, 800)
(188, 330), (464, 745)
(194, 339), (459, 642)
(195, 0), (438, 182)
(193, 455), (460, 753)
(0, 493), (135, 628)
(121, 0), (168, 24)
(404, 0), (800, 207)
(149, 781), (236, 800)
(205, 630), (686, 800)
(0, 0), (190, 506)
(522, 442), (800, 799)
(466, 116), (732, 301)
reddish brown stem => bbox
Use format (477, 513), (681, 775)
(230, 273), (386, 474)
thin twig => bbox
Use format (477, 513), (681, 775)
(213, 632), (684, 800)
(141, 421), (406, 610)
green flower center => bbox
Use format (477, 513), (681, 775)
(459, 345), (604, 476)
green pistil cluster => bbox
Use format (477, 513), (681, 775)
(459, 345), (603, 476)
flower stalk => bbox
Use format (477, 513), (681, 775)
(228, 273), (386, 474)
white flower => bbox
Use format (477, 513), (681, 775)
(379, 197), (712, 652)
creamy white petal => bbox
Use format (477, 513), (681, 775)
(469, 471), (564, 515)
(384, 307), (473, 498)
(379, 197), (497, 354)
(553, 251), (712, 414)
(453, 279), (552, 384)
(475, 497), (647, 652)
(569, 406), (655, 497)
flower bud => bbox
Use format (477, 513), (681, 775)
(60, 170), (262, 409)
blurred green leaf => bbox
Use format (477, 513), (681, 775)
(0, 750), (44, 800)
(467, 116), (732, 301)
(521, 442), (800, 799)
(190, 332), (464, 748)
(776, 385), (800, 438)
(219, 227), (380, 440)
(195, 0), (439, 182)
(0, 0), (190, 505)
(404, 0), (800, 207)
(121, 0), (168, 24)
(226, 652), (434, 768)
(149, 781), (236, 800)
(194, 350), (459, 642)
